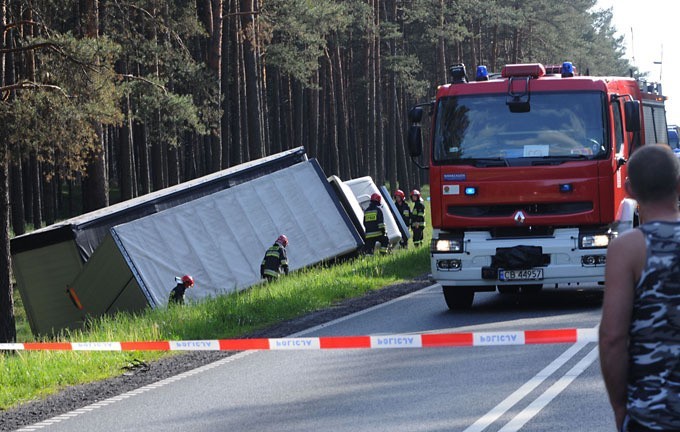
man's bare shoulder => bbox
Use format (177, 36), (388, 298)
(610, 227), (644, 250)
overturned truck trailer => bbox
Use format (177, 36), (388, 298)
(11, 149), (360, 335)
(67, 160), (363, 326)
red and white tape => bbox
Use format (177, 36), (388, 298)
(0, 328), (597, 351)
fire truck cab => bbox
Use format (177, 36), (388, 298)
(408, 62), (668, 309)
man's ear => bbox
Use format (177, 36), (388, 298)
(624, 178), (637, 200)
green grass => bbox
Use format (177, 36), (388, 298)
(1, 199), (433, 410)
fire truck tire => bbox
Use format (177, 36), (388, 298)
(497, 285), (520, 294)
(520, 284), (543, 294)
(442, 286), (474, 310)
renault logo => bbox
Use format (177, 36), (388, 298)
(514, 210), (526, 225)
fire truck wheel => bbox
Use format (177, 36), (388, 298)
(442, 286), (474, 310)
(497, 285), (520, 294)
(520, 284), (543, 294)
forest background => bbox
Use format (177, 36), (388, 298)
(0, 0), (636, 342)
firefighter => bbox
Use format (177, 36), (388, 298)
(363, 193), (389, 255)
(260, 234), (289, 282)
(394, 189), (411, 248)
(169, 274), (194, 305)
(410, 189), (426, 247)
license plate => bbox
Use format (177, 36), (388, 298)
(498, 268), (544, 281)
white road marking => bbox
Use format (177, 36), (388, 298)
(498, 345), (600, 431)
(463, 326), (598, 432)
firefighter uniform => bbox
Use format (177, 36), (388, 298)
(169, 275), (194, 305)
(363, 195), (389, 254)
(394, 190), (411, 248)
(260, 240), (289, 281)
(411, 190), (426, 247)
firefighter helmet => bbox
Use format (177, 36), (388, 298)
(181, 275), (194, 287)
(410, 189), (421, 199)
(394, 189), (405, 200)
(276, 234), (289, 247)
(370, 193), (382, 204)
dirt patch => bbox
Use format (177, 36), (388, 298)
(0, 278), (431, 431)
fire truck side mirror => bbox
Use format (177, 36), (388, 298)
(624, 101), (641, 132)
(408, 106), (424, 123)
(408, 107), (424, 157)
(408, 124), (422, 157)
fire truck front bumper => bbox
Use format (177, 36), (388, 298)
(430, 228), (608, 289)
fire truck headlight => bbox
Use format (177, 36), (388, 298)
(432, 239), (463, 253)
(579, 233), (610, 249)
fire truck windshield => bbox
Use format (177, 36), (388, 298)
(432, 91), (607, 165)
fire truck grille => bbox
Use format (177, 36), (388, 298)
(447, 201), (592, 218)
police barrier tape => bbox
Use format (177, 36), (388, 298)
(0, 328), (598, 351)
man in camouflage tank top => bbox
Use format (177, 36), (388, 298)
(600, 144), (680, 432)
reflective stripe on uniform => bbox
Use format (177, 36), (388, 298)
(264, 269), (279, 277)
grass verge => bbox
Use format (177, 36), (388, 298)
(1, 239), (431, 410)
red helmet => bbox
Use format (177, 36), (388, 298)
(181, 275), (194, 287)
(394, 189), (405, 199)
(276, 234), (289, 247)
(370, 193), (382, 204)
(410, 189), (421, 198)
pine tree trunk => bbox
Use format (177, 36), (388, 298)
(269, 69), (282, 153)
(306, 71), (320, 159)
(83, 0), (108, 211)
(374, 0), (384, 184)
(10, 159), (24, 236)
(332, 35), (350, 180)
(30, 153), (42, 229)
(240, 0), (263, 159)
(199, 0), (223, 172)
(437, 0), (447, 85)
(386, 0), (398, 192)
(325, 51), (340, 176)
(119, 94), (134, 200)
(134, 122), (150, 195)
(366, 0), (376, 179)
(292, 78), (303, 151)
(0, 145), (15, 343)
(43, 164), (55, 225)
(0, 0), (17, 343)
(396, 86), (409, 192)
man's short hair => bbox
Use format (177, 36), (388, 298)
(627, 144), (680, 203)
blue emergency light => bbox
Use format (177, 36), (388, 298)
(561, 62), (574, 77)
(476, 65), (489, 81)
(464, 186), (478, 196)
(559, 183), (573, 193)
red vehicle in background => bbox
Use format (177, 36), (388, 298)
(408, 62), (668, 309)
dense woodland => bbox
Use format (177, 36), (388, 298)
(0, 0), (633, 341)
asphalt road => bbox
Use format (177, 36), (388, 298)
(18, 284), (611, 432)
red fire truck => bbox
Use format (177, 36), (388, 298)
(407, 62), (668, 309)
